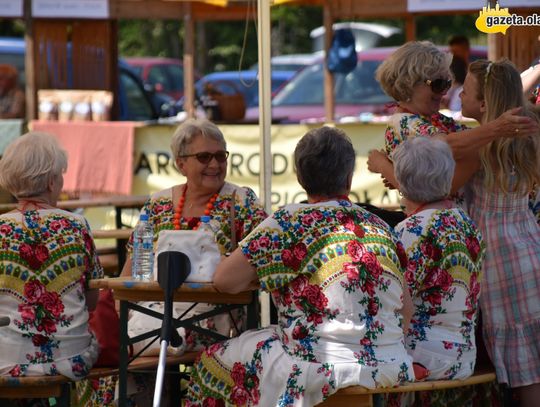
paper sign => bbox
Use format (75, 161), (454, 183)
(32, 0), (109, 19)
(0, 0), (23, 17)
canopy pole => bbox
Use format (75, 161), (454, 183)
(323, 3), (334, 123)
(183, 3), (195, 118)
(257, 0), (272, 327)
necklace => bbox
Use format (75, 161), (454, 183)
(173, 185), (219, 230)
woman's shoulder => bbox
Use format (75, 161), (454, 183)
(146, 188), (174, 206)
(220, 182), (259, 202)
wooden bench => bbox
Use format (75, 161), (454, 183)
(316, 366), (497, 407)
(0, 352), (198, 405)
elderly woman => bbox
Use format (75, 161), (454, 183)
(186, 126), (415, 406)
(0, 64), (25, 119)
(76, 118), (268, 406)
(122, 118), (267, 348)
(367, 41), (536, 193)
(458, 59), (540, 407)
(392, 137), (485, 381)
(0, 132), (103, 380)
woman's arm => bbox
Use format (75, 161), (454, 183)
(120, 257), (132, 278)
(444, 107), (538, 160)
(521, 63), (540, 95)
(367, 150), (399, 189)
(213, 248), (258, 294)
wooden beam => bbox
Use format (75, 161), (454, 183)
(183, 3), (196, 118)
(404, 15), (415, 42)
(23, 0), (36, 121)
(323, 3), (334, 124)
(110, 1), (249, 21)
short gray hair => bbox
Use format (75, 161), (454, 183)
(0, 132), (67, 198)
(294, 126), (355, 196)
(392, 137), (455, 203)
(376, 41), (452, 102)
(170, 118), (226, 162)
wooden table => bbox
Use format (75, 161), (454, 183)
(89, 277), (258, 407)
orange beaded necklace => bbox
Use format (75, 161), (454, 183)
(173, 185), (219, 230)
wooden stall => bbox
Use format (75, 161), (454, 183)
(12, 0), (538, 124)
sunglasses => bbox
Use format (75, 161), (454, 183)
(425, 78), (452, 94)
(179, 151), (229, 164)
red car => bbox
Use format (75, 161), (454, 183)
(125, 57), (197, 100)
(245, 45), (487, 123)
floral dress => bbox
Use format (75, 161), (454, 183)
(0, 209), (103, 380)
(395, 207), (485, 380)
(127, 181), (267, 351)
(76, 182), (267, 406)
(186, 200), (414, 407)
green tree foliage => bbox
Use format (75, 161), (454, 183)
(117, 8), (484, 74)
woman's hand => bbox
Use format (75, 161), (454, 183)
(367, 149), (391, 174)
(494, 107), (539, 138)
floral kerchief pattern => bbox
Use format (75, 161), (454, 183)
(395, 207), (485, 380)
(0, 209), (102, 380)
(186, 201), (414, 406)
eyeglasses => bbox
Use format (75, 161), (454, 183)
(425, 78), (452, 94)
(179, 151), (229, 164)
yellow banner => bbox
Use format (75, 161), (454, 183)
(132, 123), (400, 209)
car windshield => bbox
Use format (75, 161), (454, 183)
(272, 60), (392, 106)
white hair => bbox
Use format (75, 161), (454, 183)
(0, 132), (67, 198)
(392, 137), (455, 203)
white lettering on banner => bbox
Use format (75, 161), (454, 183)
(132, 123), (401, 209)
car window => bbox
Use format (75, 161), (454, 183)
(148, 64), (184, 92)
(273, 61), (391, 106)
(0, 52), (25, 87)
(120, 69), (155, 120)
(273, 64), (325, 105)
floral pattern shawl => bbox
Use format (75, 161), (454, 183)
(0, 209), (103, 380)
(395, 207), (485, 380)
(186, 201), (414, 407)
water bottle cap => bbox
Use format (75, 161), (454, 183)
(200, 215), (210, 223)
(140, 213), (149, 221)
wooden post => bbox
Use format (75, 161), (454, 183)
(183, 2), (195, 119)
(405, 15), (416, 42)
(323, 2), (334, 124)
(23, 0), (36, 121)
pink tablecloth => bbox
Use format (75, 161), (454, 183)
(31, 121), (140, 195)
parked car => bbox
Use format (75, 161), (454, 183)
(124, 57), (195, 100)
(193, 70), (296, 109)
(310, 22), (403, 52)
(245, 45), (488, 123)
(0, 37), (167, 121)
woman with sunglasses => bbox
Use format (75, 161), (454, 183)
(122, 118), (267, 348)
(78, 119), (269, 406)
(367, 41), (537, 194)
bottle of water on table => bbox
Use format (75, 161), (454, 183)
(199, 215), (218, 236)
(132, 213), (154, 281)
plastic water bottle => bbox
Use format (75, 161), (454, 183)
(198, 215), (217, 237)
(132, 213), (154, 281)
